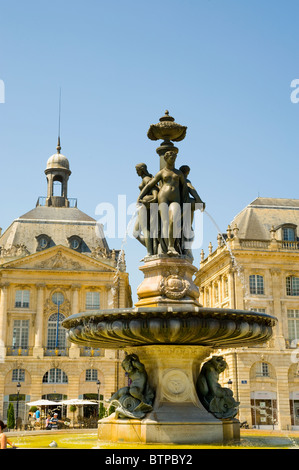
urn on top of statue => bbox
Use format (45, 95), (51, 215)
(147, 110), (187, 142)
(147, 111), (187, 165)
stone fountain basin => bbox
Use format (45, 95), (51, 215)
(62, 305), (276, 349)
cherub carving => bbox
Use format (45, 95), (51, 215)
(108, 353), (154, 419)
(196, 356), (239, 419)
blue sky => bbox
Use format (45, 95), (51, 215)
(1, 0), (299, 301)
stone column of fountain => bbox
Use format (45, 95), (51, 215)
(62, 111), (277, 445)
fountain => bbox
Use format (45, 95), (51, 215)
(62, 111), (277, 445)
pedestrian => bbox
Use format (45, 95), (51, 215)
(49, 413), (64, 430)
(35, 408), (40, 423)
(45, 414), (52, 430)
(0, 420), (17, 449)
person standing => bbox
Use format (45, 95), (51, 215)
(35, 408), (40, 423)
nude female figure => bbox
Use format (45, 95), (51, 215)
(133, 163), (159, 256)
(137, 151), (189, 256)
(179, 165), (205, 255)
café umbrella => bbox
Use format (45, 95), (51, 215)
(26, 399), (59, 407)
(57, 399), (97, 405)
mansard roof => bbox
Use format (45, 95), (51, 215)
(231, 197), (299, 240)
(19, 205), (96, 223)
(0, 204), (109, 259)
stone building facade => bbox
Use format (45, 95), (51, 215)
(0, 141), (132, 426)
(195, 197), (299, 430)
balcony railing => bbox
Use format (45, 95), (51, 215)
(285, 339), (299, 349)
(6, 346), (107, 358)
(237, 240), (299, 251)
(280, 241), (299, 250)
(44, 348), (69, 356)
(36, 196), (77, 208)
(239, 240), (270, 249)
(7, 346), (33, 356)
(80, 347), (104, 357)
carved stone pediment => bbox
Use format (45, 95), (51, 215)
(36, 251), (82, 270)
(1, 245), (119, 274)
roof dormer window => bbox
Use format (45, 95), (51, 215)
(36, 234), (51, 251)
(283, 226), (296, 241)
(68, 235), (82, 251)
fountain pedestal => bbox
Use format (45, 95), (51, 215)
(135, 256), (200, 308)
(98, 345), (240, 444)
(63, 289), (276, 444)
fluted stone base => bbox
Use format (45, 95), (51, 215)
(98, 345), (240, 445)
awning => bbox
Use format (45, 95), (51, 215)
(26, 399), (59, 406)
(57, 399), (97, 405)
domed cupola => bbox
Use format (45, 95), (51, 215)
(45, 138), (72, 207)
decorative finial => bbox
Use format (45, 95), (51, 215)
(159, 110), (175, 122)
(56, 136), (61, 154)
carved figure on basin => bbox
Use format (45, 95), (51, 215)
(108, 353), (154, 419)
(196, 355), (239, 419)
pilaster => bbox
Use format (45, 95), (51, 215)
(69, 284), (80, 358)
(0, 283), (9, 359)
(33, 283), (45, 357)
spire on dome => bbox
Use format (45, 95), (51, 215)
(56, 136), (61, 154)
(57, 87), (62, 154)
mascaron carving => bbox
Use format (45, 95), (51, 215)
(160, 274), (190, 300)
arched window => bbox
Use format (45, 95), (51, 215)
(52, 292), (64, 306)
(282, 225), (297, 241)
(47, 313), (66, 349)
(85, 369), (98, 382)
(12, 368), (25, 382)
(43, 368), (68, 383)
(256, 362), (270, 378)
(53, 176), (63, 196)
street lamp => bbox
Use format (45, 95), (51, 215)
(227, 379), (233, 387)
(16, 381), (21, 429)
(96, 379), (101, 418)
